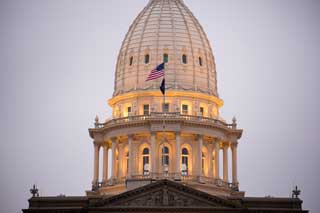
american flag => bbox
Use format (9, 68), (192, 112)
(146, 63), (165, 81)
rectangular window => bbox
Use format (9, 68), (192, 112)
(162, 156), (169, 165)
(182, 104), (188, 114)
(200, 107), (204, 116)
(144, 54), (150, 64)
(127, 106), (132, 116)
(163, 53), (169, 63)
(143, 104), (150, 115)
(162, 103), (169, 113)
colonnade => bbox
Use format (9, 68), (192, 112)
(92, 133), (238, 188)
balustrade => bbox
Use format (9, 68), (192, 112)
(94, 113), (234, 129)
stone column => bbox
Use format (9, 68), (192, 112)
(102, 144), (109, 183)
(214, 140), (220, 179)
(118, 144), (123, 178)
(223, 144), (229, 182)
(208, 142), (213, 177)
(197, 135), (203, 177)
(231, 143), (238, 185)
(127, 134), (133, 178)
(150, 132), (156, 176)
(175, 132), (181, 180)
(92, 143), (100, 185)
(111, 138), (117, 183)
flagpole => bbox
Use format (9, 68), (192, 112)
(162, 64), (166, 176)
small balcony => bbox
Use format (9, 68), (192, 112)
(94, 112), (237, 130)
(93, 173), (238, 193)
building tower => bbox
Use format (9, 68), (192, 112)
(23, 1), (308, 212)
(88, 0), (243, 197)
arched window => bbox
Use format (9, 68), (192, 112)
(162, 146), (169, 173)
(142, 148), (150, 175)
(182, 148), (189, 176)
(144, 54), (150, 64)
(199, 57), (203, 66)
(129, 56), (133, 66)
(163, 53), (169, 63)
(182, 54), (187, 64)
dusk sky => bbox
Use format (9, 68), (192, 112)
(0, 0), (319, 212)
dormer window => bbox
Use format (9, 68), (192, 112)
(163, 53), (169, 63)
(144, 54), (150, 64)
(182, 54), (187, 64)
(129, 56), (133, 66)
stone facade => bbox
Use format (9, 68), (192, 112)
(23, 180), (307, 212)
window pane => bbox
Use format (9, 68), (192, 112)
(199, 57), (203, 66)
(200, 107), (204, 116)
(129, 56), (133, 66)
(145, 54), (150, 64)
(182, 148), (189, 155)
(163, 54), (169, 63)
(162, 103), (169, 113)
(143, 156), (149, 164)
(182, 54), (187, 64)
(162, 156), (169, 165)
(143, 148), (149, 154)
(143, 104), (149, 115)
(182, 104), (188, 114)
(163, 146), (169, 154)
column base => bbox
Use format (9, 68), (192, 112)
(231, 182), (239, 191)
(174, 172), (181, 181)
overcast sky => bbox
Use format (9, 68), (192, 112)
(0, 0), (319, 212)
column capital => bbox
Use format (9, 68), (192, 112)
(110, 137), (117, 143)
(222, 143), (230, 150)
(195, 134), (203, 140)
(93, 142), (101, 147)
(231, 142), (238, 149)
(102, 143), (109, 149)
(213, 137), (221, 143)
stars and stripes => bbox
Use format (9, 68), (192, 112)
(146, 63), (165, 81)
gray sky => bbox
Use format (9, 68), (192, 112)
(0, 0), (319, 212)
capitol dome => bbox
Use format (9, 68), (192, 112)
(114, 0), (218, 97)
(89, 0), (242, 198)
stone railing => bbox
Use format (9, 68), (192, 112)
(94, 112), (236, 129)
(97, 177), (126, 188)
(100, 173), (233, 190)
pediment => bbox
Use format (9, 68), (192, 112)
(92, 179), (238, 208)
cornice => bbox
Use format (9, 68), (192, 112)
(108, 90), (224, 108)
